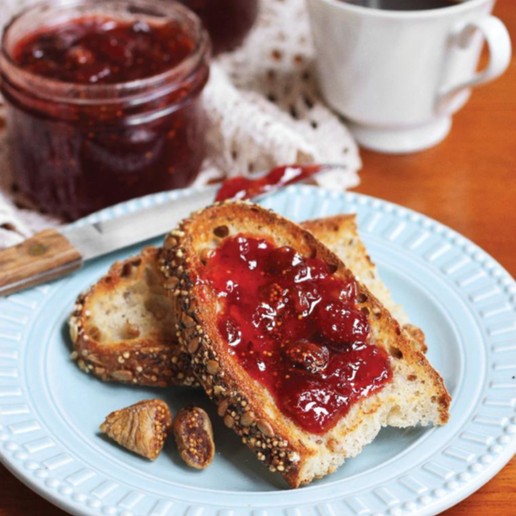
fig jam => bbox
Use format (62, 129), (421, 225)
(202, 235), (392, 434)
(13, 17), (195, 84)
(0, 1), (210, 220)
(215, 164), (322, 202)
(179, 0), (259, 54)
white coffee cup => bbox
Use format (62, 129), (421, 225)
(305, 0), (511, 153)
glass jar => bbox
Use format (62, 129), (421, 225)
(0, 0), (210, 220)
(179, 0), (259, 55)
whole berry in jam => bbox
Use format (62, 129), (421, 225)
(283, 340), (330, 374)
(316, 301), (370, 349)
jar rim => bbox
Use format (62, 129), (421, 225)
(0, 0), (211, 104)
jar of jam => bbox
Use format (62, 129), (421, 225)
(0, 0), (210, 220)
(178, 0), (259, 55)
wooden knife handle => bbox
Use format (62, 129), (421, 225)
(0, 229), (83, 297)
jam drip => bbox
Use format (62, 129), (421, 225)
(202, 235), (392, 434)
(215, 164), (322, 202)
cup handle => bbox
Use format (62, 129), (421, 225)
(438, 15), (511, 103)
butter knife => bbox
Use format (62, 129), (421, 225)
(0, 163), (337, 297)
(0, 186), (217, 297)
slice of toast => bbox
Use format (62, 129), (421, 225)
(304, 215), (427, 354)
(69, 214), (426, 386)
(69, 247), (198, 387)
(161, 202), (450, 488)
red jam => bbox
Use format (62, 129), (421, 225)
(179, 0), (259, 55)
(0, 1), (209, 220)
(202, 235), (392, 434)
(13, 17), (195, 84)
(215, 164), (322, 202)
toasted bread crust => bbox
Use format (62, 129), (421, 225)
(69, 214), (426, 388)
(161, 202), (450, 487)
(69, 247), (197, 387)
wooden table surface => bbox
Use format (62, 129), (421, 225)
(1, 2), (515, 515)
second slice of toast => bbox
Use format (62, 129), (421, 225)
(161, 202), (450, 487)
(69, 247), (197, 387)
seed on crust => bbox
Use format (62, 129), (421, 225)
(224, 414), (235, 428)
(206, 360), (219, 375)
(187, 337), (201, 354)
(100, 399), (172, 460)
(111, 370), (134, 382)
(164, 235), (178, 248)
(257, 419), (274, 438)
(213, 385), (225, 396)
(173, 406), (215, 469)
(240, 411), (255, 427)
(217, 399), (229, 417)
(163, 276), (179, 290)
(181, 314), (196, 328)
(69, 321), (79, 343)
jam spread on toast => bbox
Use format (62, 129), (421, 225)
(202, 235), (392, 434)
(215, 164), (322, 202)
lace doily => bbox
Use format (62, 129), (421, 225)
(0, 0), (361, 248)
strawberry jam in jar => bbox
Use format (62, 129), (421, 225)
(178, 0), (259, 54)
(0, 0), (210, 220)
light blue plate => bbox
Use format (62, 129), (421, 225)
(0, 185), (515, 516)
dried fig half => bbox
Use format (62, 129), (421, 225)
(100, 399), (172, 460)
(173, 406), (215, 469)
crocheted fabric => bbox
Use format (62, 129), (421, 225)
(0, 0), (361, 247)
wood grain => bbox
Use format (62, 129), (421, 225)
(0, 1), (514, 514)
(0, 229), (82, 296)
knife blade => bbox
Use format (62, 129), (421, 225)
(0, 186), (217, 297)
(0, 163), (341, 297)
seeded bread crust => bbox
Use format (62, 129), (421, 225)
(69, 247), (197, 387)
(69, 215), (425, 387)
(160, 202), (451, 488)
